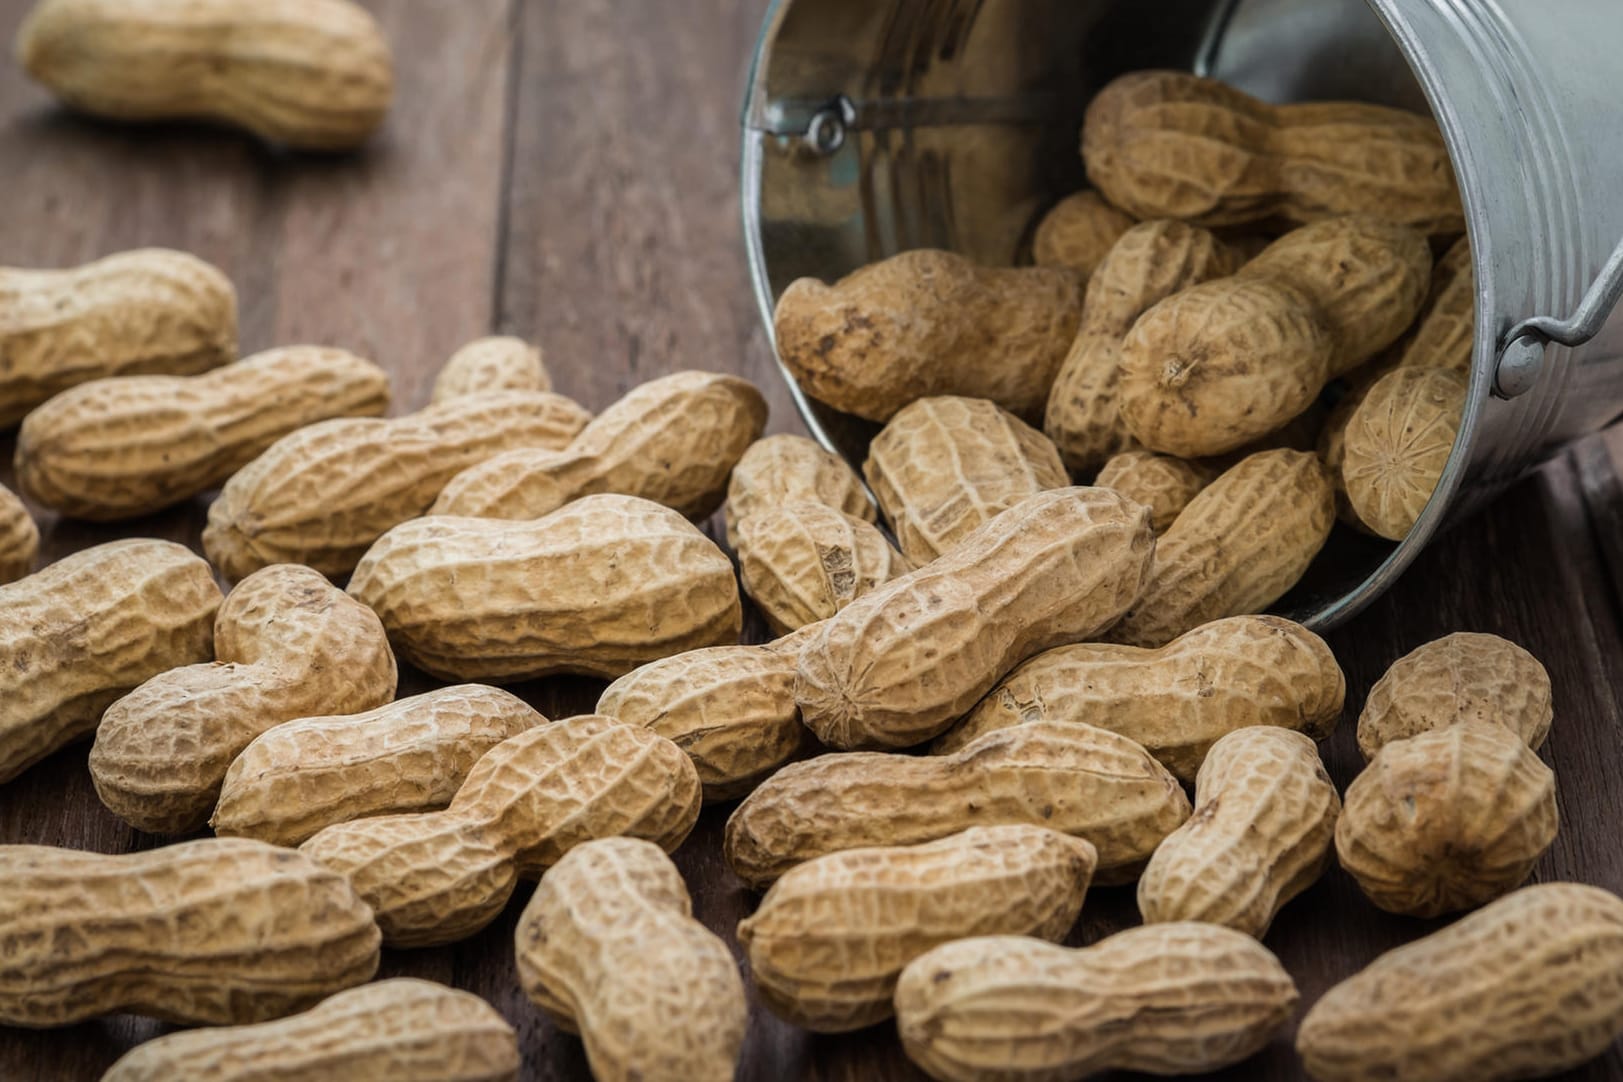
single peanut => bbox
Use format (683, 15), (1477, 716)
(516, 838), (746, 1082)
(736, 500), (911, 634)
(1031, 191), (1137, 276)
(1094, 450), (1211, 531)
(0, 482), (39, 583)
(723, 432), (874, 548)
(1298, 883), (1623, 1082)
(16, 345), (389, 520)
(301, 715), (700, 947)
(1341, 366), (1465, 540)
(895, 925), (1299, 1080)
(738, 825), (1097, 1032)
(431, 336), (550, 403)
(0, 837), (379, 1027)
(0, 538), (220, 783)
(213, 684), (547, 847)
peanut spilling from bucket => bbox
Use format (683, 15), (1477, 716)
(736, 500), (911, 634)
(738, 825), (1096, 1032)
(1094, 450), (1212, 531)
(724, 432), (874, 548)
(1341, 366), (1466, 540)
(1031, 190), (1137, 276)
(431, 336), (551, 403)
(0, 483), (38, 583)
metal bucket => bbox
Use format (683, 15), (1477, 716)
(740, 0), (1623, 630)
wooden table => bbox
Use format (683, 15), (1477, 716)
(4, 2), (1623, 1080)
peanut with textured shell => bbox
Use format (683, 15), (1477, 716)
(90, 564), (397, 834)
(16, 0), (394, 150)
(431, 336), (550, 402)
(1356, 632), (1552, 760)
(0, 248), (236, 425)
(1095, 450), (1211, 532)
(0, 483), (38, 582)
(16, 345), (389, 520)
(301, 715), (701, 947)
(1139, 727), (1340, 936)
(773, 249), (1083, 422)
(1109, 449), (1333, 648)
(0, 837), (379, 1027)
(738, 825), (1097, 1033)
(724, 722), (1189, 889)
(723, 432), (874, 548)
(1082, 70), (1462, 232)
(895, 925), (1299, 1081)
(0, 538), (220, 783)
(1298, 883), (1623, 1082)
(433, 370), (767, 520)
(1031, 191), (1136, 276)
(737, 500), (911, 634)
(1342, 366), (1465, 540)
(204, 390), (591, 580)
(1336, 721), (1556, 917)
(213, 684), (547, 847)
(100, 978), (519, 1082)
(349, 494), (741, 682)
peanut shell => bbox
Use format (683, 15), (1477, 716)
(1094, 450), (1211, 531)
(736, 500), (911, 634)
(1031, 191), (1136, 276)
(431, 336), (550, 402)
(1341, 365), (1465, 540)
(723, 432), (874, 548)
(0, 483), (39, 583)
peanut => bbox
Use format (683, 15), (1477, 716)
(863, 395), (1070, 565)
(431, 336), (550, 403)
(895, 925), (1299, 1080)
(17, 0), (394, 150)
(1139, 727), (1340, 936)
(0, 248), (236, 425)
(736, 500), (911, 634)
(1082, 70), (1463, 233)
(16, 345), (389, 520)
(301, 715), (700, 947)
(1336, 721), (1556, 917)
(100, 978), (519, 1082)
(1094, 450), (1211, 531)
(934, 615), (1344, 781)
(89, 564), (396, 833)
(0, 538), (220, 783)
(1043, 220), (1237, 472)
(1119, 217), (1431, 457)
(0, 837), (379, 1027)
(1341, 366), (1465, 540)
(1297, 883), (1623, 1082)
(1356, 632), (1552, 760)
(431, 370), (767, 520)
(0, 482), (38, 583)
(203, 390), (591, 580)
(349, 494), (741, 681)
(738, 825), (1097, 1032)
(773, 249), (1083, 422)
(724, 722), (1189, 889)
(1031, 191), (1136, 276)
(723, 432), (874, 548)
(516, 837), (746, 1081)
(1108, 449), (1334, 648)
(213, 684), (547, 847)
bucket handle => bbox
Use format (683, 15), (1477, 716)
(1495, 235), (1623, 398)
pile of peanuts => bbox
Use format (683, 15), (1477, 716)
(0, 2), (1613, 1081)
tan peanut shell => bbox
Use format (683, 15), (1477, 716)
(1336, 721), (1556, 917)
(738, 826), (1097, 1033)
(937, 615), (1343, 780)
(89, 564), (396, 833)
(432, 371), (768, 520)
(724, 722), (1189, 889)
(1082, 70), (1463, 233)
(203, 390), (591, 580)
(1095, 450), (1211, 532)
(1342, 365), (1465, 540)
(1118, 217), (1431, 457)
(1109, 449), (1334, 648)
(1139, 727), (1340, 936)
(516, 838), (746, 1082)
(597, 643), (804, 800)
(100, 978), (519, 1082)
(0, 482), (38, 583)
(737, 500), (911, 634)
(1356, 632), (1552, 760)
(213, 684), (547, 847)
(773, 249), (1083, 422)
(1397, 235), (1474, 373)
(1298, 883), (1623, 1082)
(301, 715), (701, 947)
(723, 433), (874, 548)
(0, 248), (236, 425)
(895, 925), (1299, 1081)
(349, 494), (741, 682)
(431, 336), (550, 403)
(798, 487), (1154, 749)
(0, 837), (379, 1027)
(1031, 191), (1137, 276)
(16, 345), (389, 520)
(17, 0), (394, 150)
(0, 538), (220, 783)
(1043, 220), (1237, 473)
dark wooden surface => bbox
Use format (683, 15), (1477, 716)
(3, 2), (1623, 1080)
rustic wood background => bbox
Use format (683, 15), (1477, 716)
(4, 2), (1623, 1080)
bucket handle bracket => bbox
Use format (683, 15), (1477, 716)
(1496, 235), (1623, 398)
